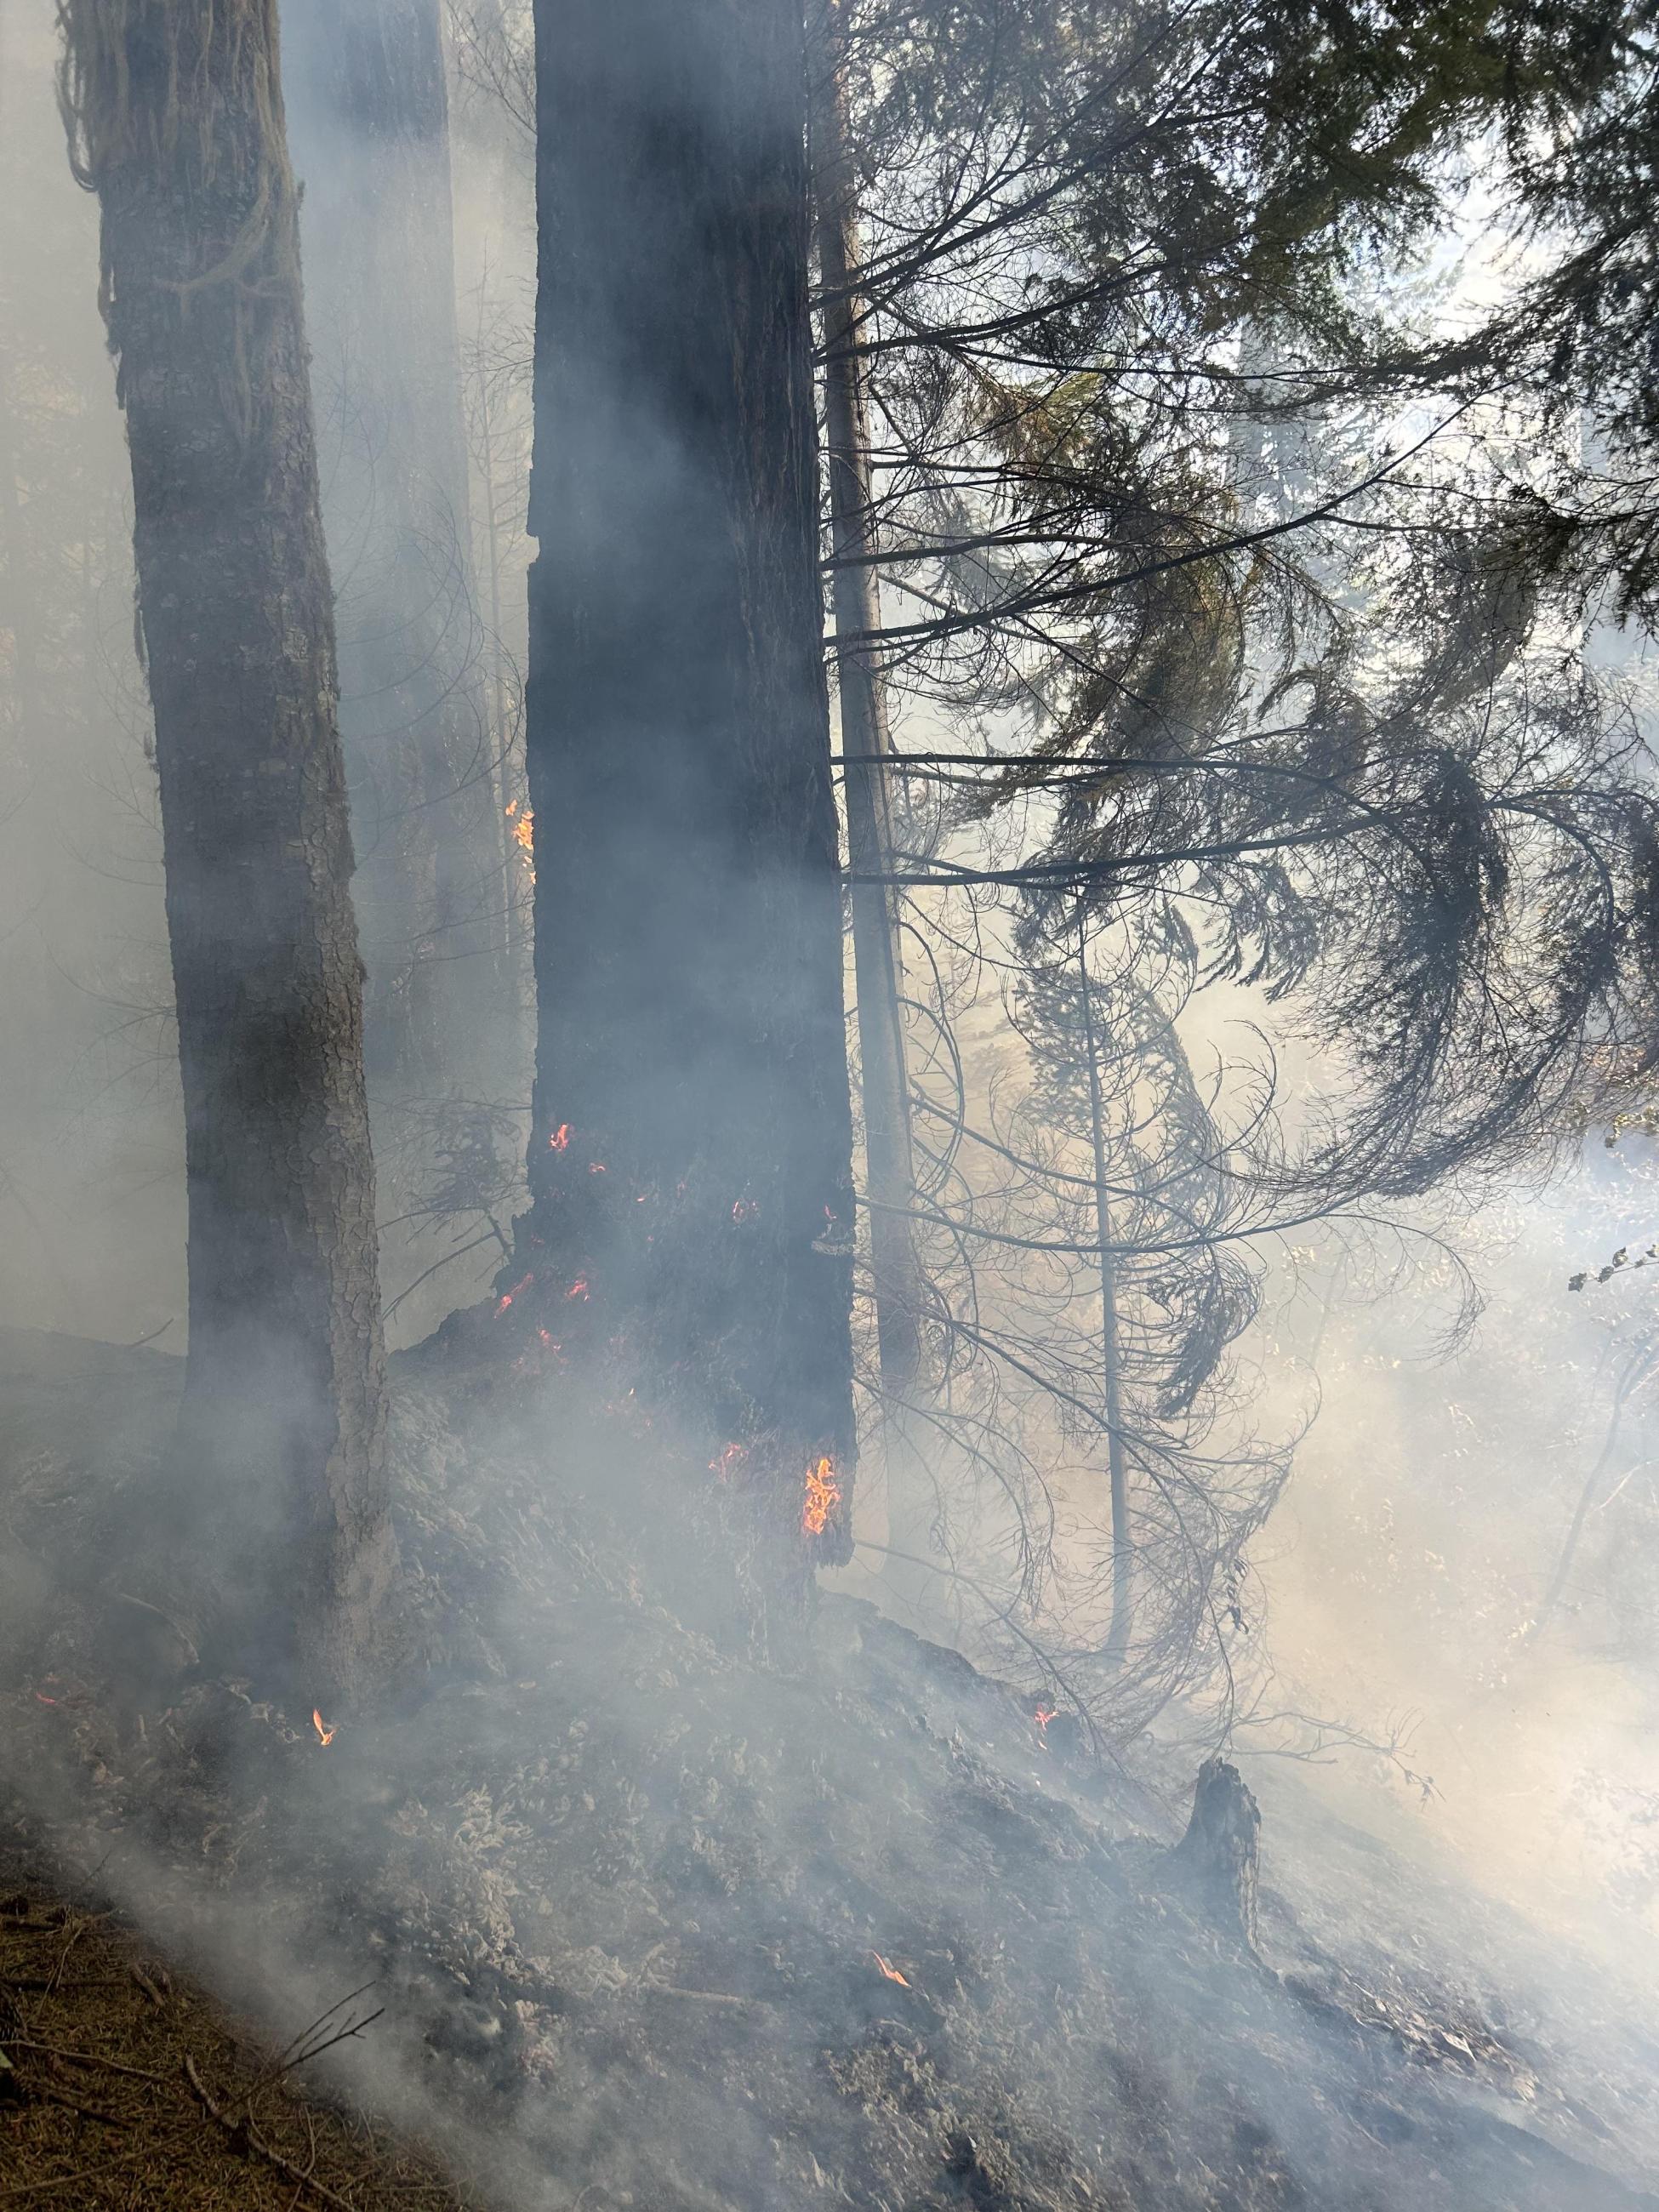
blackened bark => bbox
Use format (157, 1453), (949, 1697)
(1172, 1758), (1261, 1950)
(525, 0), (857, 1556)
(60, 0), (396, 1696)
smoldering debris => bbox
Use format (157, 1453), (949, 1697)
(2, 1325), (1657, 2212)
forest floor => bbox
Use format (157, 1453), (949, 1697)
(2, 1322), (1657, 2212)
(0, 1858), (470, 2208)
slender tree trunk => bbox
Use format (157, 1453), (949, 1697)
(0, 362), (41, 765)
(524, 0), (857, 1559)
(470, 322), (528, 981)
(282, 0), (504, 1094)
(1079, 932), (1132, 1659)
(59, 0), (397, 1699)
(811, 1), (928, 1529)
(1531, 1336), (1656, 1640)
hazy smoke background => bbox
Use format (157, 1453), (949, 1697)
(3, 0), (1659, 2023)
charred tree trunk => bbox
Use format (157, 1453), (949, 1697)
(282, 0), (507, 1100)
(811, 0), (931, 1575)
(1172, 1757), (1261, 1950)
(523, 0), (857, 1559)
(59, 0), (397, 1698)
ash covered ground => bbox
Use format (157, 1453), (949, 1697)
(3, 1324), (1656, 2212)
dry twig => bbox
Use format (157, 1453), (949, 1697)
(183, 2051), (364, 2212)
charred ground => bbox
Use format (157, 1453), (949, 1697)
(2, 1322), (1656, 2212)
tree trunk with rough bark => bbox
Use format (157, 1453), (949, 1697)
(812, 0), (931, 1579)
(59, 0), (397, 1699)
(523, 0), (857, 1560)
(1172, 1757), (1261, 1950)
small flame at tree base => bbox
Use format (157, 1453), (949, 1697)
(802, 1455), (841, 1536)
(872, 1953), (910, 1987)
(312, 1708), (335, 1747)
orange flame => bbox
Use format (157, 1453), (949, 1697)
(872, 1953), (910, 1987)
(802, 1455), (841, 1536)
(506, 801), (534, 856)
(565, 1278), (590, 1301)
(312, 1708), (335, 1747)
(1033, 1704), (1059, 1745)
(549, 1123), (571, 1151)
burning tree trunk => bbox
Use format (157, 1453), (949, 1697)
(281, 0), (507, 1098)
(58, 0), (397, 1696)
(522, 0), (857, 1555)
(812, 0), (931, 1572)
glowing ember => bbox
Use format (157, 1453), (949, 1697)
(802, 1455), (841, 1536)
(33, 1691), (58, 1707)
(312, 1708), (335, 1747)
(549, 1123), (571, 1151)
(1034, 1704), (1058, 1745)
(872, 1953), (910, 1987)
(589, 1162), (607, 1174)
(496, 1271), (534, 1314)
(565, 1278), (590, 1301)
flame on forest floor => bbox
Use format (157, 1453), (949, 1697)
(802, 1456), (841, 1536)
(1034, 1704), (1058, 1745)
(549, 1123), (571, 1151)
(312, 1709), (335, 1747)
(871, 1953), (910, 1987)
(497, 1273), (534, 1315)
(506, 801), (534, 853)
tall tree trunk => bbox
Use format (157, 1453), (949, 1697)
(1079, 932), (1132, 1660)
(524, 0), (857, 1559)
(811, 0), (929, 1559)
(282, 0), (505, 1098)
(59, 0), (397, 1699)
(1531, 1335), (1656, 1640)
(0, 361), (41, 769)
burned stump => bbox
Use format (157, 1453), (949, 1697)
(1170, 1756), (1261, 1950)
